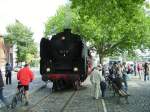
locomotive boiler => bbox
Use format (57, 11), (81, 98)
(40, 29), (92, 90)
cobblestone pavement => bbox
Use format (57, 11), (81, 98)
(5, 77), (104, 112)
(1, 73), (150, 112)
(104, 80), (150, 112)
(25, 77), (103, 112)
(63, 85), (103, 112)
(28, 89), (76, 112)
(42, 77), (150, 112)
(63, 79), (150, 112)
(18, 84), (103, 112)
(6, 87), (76, 112)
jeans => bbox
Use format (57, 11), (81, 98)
(100, 81), (106, 97)
(138, 71), (142, 79)
(0, 88), (8, 106)
(144, 74), (149, 81)
(101, 89), (106, 97)
(6, 75), (11, 85)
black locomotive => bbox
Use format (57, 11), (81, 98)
(40, 29), (91, 90)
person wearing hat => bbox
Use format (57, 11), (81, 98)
(90, 66), (105, 99)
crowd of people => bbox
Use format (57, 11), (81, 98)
(90, 61), (150, 100)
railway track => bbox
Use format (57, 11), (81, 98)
(5, 86), (77, 112)
(60, 90), (77, 112)
(27, 89), (77, 112)
(4, 84), (104, 112)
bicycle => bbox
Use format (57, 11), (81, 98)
(11, 84), (27, 109)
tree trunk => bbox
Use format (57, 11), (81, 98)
(99, 54), (104, 65)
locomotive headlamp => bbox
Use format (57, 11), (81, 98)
(61, 36), (65, 40)
(73, 67), (78, 72)
(46, 68), (51, 72)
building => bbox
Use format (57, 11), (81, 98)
(5, 44), (17, 68)
(0, 33), (16, 70)
(0, 34), (6, 67)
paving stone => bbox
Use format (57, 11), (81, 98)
(2, 74), (150, 112)
(104, 80), (150, 112)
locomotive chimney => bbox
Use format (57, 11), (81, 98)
(64, 28), (71, 34)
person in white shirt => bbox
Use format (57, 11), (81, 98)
(90, 66), (105, 99)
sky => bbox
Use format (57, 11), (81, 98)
(0, 0), (68, 43)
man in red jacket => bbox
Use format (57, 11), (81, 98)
(17, 64), (34, 105)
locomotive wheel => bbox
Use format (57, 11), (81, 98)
(73, 80), (80, 90)
(53, 80), (59, 91)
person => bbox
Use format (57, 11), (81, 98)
(97, 64), (107, 97)
(137, 63), (142, 79)
(144, 62), (149, 81)
(90, 66), (105, 99)
(108, 64), (114, 80)
(17, 64), (34, 105)
(134, 62), (137, 76)
(127, 64), (131, 74)
(0, 68), (9, 108)
(122, 62), (128, 92)
(117, 63), (123, 77)
(112, 62), (118, 78)
(5, 63), (12, 85)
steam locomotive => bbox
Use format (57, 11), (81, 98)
(40, 29), (92, 90)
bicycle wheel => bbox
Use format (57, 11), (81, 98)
(21, 94), (27, 106)
(11, 96), (17, 109)
(18, 92), (23, 101)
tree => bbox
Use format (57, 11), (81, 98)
(5, 20), (37, 63)
(44, 5), (82, 37)
(70, 0), (150, 63)
(45, 1), (150, 64)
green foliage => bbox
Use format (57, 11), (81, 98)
(70, 0), (150, 59)
(5, 20), (38, 63)
(44, 5), (81, 37)
(45, 5), (70, 37)
(45, 0), (150, 63)
(145, 1), (150, 9)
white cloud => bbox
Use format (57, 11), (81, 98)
(0, 0), (67, 43)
